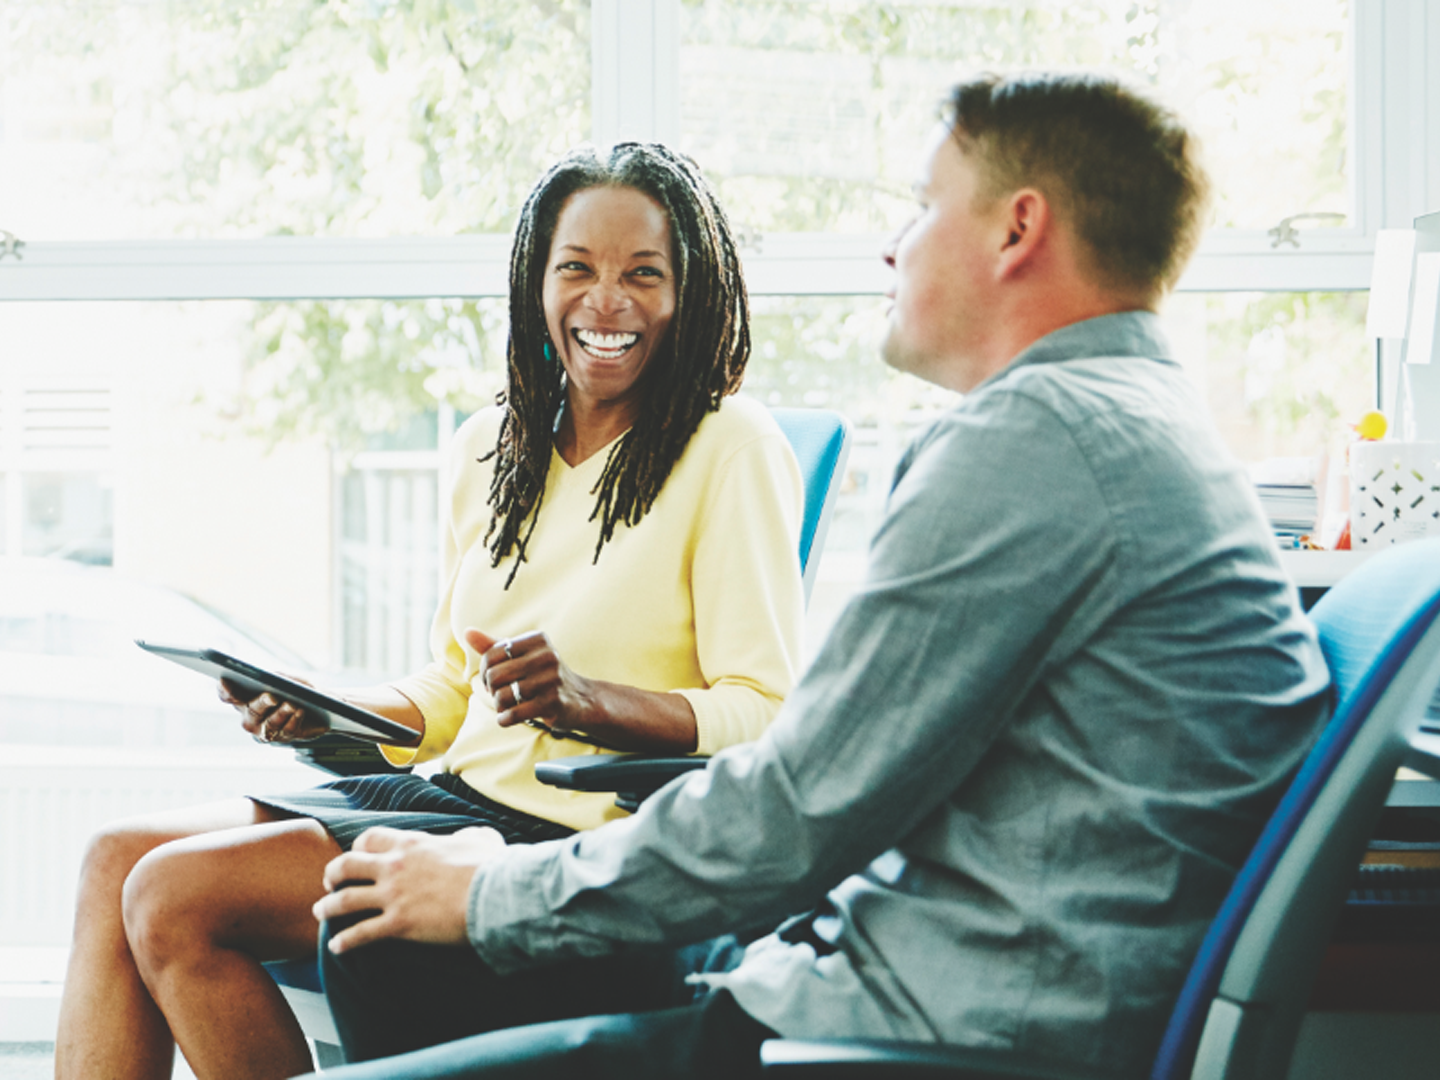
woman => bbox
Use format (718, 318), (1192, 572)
(55, 143), (805, 1080)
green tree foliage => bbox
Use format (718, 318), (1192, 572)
(5, 0), (1354, 459)
(682, 0), (1357, 466)
(1204, 292), (1370, 457)
(134, 0), (590, 238)
(6, 0), (588, 449)
(678, 0), (1348, 235)
(245, 296), (509, 448)
(178, 0), (590, 448)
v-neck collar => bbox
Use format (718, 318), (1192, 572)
(552, 426), (630, 475)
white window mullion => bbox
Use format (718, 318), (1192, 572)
(590, 0), (680, 146)
(1371, 0), (1431, 231)
(0, 237), (511, 301)
(1177, 250), (1373, 293)
(1, 377), (21, 557)
(1351, 0), (1384, 236)
(1428, 1), (1440, 214)
(0, 1), (1426, 304)
(1398, 0), (1429, 227)
(0, 233), (1386, 301)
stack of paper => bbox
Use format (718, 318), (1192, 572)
(1249, 458), (1320, 545)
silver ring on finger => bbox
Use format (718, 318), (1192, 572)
(502, 639), (514, 660)
(511, 681), (523, 705)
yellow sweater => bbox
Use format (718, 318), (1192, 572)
(387, 395), (806, 831)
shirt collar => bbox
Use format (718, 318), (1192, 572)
(985, 310), (1176, 390)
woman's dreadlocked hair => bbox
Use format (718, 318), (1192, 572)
(482, 143), (750, 586)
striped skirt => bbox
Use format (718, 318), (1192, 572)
(252, 772), (576, 850)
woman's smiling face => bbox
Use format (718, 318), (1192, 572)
(542, 184), (677, 420)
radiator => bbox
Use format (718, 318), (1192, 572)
(0, 746), (321, 948)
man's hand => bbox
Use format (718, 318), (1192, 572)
(314, 825), (508, 954)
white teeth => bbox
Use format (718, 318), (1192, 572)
(575, 330), (640, 352)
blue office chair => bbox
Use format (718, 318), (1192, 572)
(757, 538), (1440, 1079)
(771, 406), (853, 604)
(268, 406), (852, 1065)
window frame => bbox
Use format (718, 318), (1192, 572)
(0, 1), (1434, 302)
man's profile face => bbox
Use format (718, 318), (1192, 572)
(881, 123), (1007, 393)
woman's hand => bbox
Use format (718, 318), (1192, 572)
(465, 628), (698, 753)
(466, 629), (603, 736)
(218, 677), (330, 744)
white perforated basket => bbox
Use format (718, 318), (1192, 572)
(1349, 441), (1440, 547)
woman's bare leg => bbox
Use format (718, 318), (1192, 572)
(53, 798), (334, 1080)
(55, 799), (267, 1080)
(120, 814), (340, 1080)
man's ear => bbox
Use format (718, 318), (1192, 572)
(996, 189), (1050, 280)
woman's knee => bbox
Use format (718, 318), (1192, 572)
(75, 820), (173, 911)
(76, 800), (258, 910)
(123, 817), (334, 975)
(122, 830), (266, 974)
(119, 842), (202, 973)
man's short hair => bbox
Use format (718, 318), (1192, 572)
(943, 73), (1211, 302)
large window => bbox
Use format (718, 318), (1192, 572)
(679, 0), (1351, 235)
(0, 0), (591, 240)
(2, 0), (1437, 678)
(2, 0), (1436, 967)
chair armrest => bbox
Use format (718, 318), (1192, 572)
(533, 754), (708, 791)
(290, 733), (412, 777)
(534, 754), (709, 813)
(759, 1039), (1116, 1079)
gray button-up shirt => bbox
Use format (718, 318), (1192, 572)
(468, 312), (1332, 1077)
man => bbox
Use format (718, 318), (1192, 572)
(307, 73), (1330, 1079)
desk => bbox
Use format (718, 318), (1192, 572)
(1277, 550), (1374, 588)
(1279, 550), (1375, 611)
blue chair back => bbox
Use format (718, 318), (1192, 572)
(770, 407), (851, 601)
(1151, 539), (1440, 1079)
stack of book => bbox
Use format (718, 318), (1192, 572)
(1249, 458), (1320, 547)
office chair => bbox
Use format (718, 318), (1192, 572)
(772, 406), (854, 605)
(756, 537), (1440, 1079)
(268, 406), (852, 1064)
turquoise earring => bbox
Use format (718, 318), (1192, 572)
(543, 342), (555, 363)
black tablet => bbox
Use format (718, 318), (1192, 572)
(135, 640), (420, 746)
